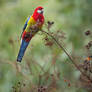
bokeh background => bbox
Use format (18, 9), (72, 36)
(0, 0), (92, 92)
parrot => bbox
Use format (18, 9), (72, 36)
(17, 6), (44, 62)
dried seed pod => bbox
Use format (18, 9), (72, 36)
(45, 41), (54, 47)
(17, 82), (21, 87)
(8, 38), (14, 45)
(23, 83), (26, 87)
(38, 88), (41, 92)
(51, 21), (54, 24)
(83, 66), (88, 71)
(68, 83), (71, 87)
(47, 21), (50, 25)
(88, 42), (92, 47)
(85, 41), (92, 49)
(51, 74), (54, 77)
(12, 86), (17, 92)
(40, 86), (43, 89)
(18, 82), (21, 85)
(44, 36), (49, 41)
(85, 45), (90, 49)
(85, 30), (91, 36)
(42, 87), (46, 91)
(47, 21), (54, 25)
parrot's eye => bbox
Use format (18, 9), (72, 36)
(38, 8), (41, 10)
(38, 7), (43, 10)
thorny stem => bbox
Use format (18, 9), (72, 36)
(41, 29), (92, 83)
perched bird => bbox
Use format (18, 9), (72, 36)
(17, 6), (44, 62)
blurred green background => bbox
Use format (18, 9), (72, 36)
(0, 0), (92, 92)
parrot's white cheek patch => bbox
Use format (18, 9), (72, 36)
(37, 10), (41, 13)
(37, 10), (44, 14)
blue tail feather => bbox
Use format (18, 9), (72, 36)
(17, 40), (29, 62)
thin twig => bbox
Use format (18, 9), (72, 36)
(41, 29), (92, 83)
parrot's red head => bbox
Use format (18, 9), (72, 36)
(34, 6), (44, 14)
(32, 6), (44, 24)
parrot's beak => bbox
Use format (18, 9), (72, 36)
(41, 9), (44, 14)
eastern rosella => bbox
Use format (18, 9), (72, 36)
(17, 6), (44, 62)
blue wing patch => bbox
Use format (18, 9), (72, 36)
(20, 16), (31, 39)
(23, 16), (31, 31)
